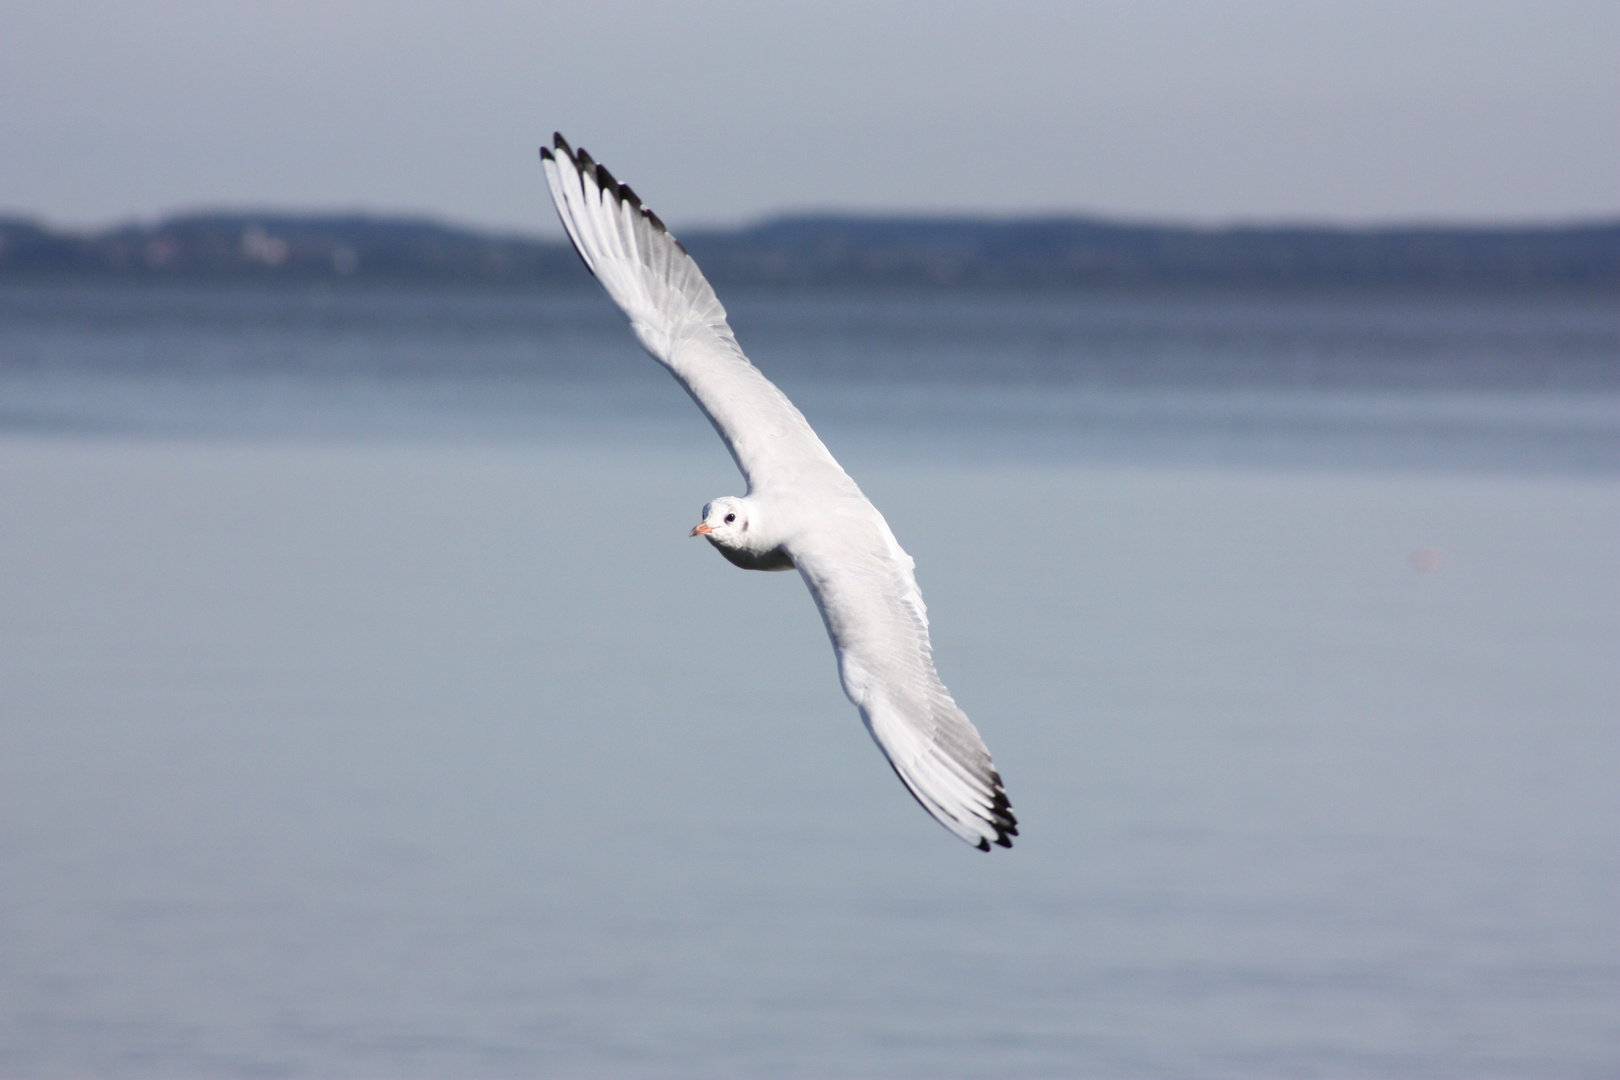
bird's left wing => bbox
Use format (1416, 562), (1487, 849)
(790, 507), (1018, 850)
(541, 134), (849, 494)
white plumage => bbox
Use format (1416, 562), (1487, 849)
(540, 135), (1017, 850)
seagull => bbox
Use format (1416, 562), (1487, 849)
(540, 135), (1017, 851)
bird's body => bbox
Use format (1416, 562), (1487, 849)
(541, 135), (1017, 850)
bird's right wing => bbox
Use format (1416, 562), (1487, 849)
(541, 134), (849, 494)
(790, 509), (1018, 850)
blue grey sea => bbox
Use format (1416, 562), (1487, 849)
(1, 284), (1616, 1078)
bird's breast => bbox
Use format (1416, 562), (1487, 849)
(709, 538), (796, 572)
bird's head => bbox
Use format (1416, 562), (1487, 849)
(690, 496), (749, 549)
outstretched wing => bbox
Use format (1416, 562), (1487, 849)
(541, 134), (849, 495)
(791, 511), (1018, 851)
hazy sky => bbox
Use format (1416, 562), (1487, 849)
(2, 1), (1615, 234)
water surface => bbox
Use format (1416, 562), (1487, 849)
(0, 285), (1615, 1078)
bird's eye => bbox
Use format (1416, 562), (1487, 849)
(724, 513), (736, 524)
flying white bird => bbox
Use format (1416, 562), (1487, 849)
(540, 135), (1017, 850)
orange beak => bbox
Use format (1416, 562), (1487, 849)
(690, 522), (713, 536)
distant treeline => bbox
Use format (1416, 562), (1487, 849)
(2, 211), (1615, 291)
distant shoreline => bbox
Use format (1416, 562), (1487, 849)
(2, 211), (1615, 292)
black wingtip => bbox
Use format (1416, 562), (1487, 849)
(539, 133), (686, 269)
(988, 770), (1019, 843)
(593, 163), (643, 215)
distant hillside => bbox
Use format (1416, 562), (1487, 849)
(1, 211), (1615, 291)
(0, 213), (580, 284)
(686, 216), (1620, 291)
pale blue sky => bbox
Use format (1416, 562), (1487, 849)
(2, 1), (1615, 233)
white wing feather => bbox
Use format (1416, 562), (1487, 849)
(540, 135), (1016, 849)
(790, 514), (1017, 850)
(542, 136), (844, 494)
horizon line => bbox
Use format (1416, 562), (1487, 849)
(6, 205), (1618, 240)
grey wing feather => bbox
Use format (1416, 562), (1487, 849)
(541, 134), (848, 495)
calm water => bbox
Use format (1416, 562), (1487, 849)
(1, 284), (1616, 1078)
